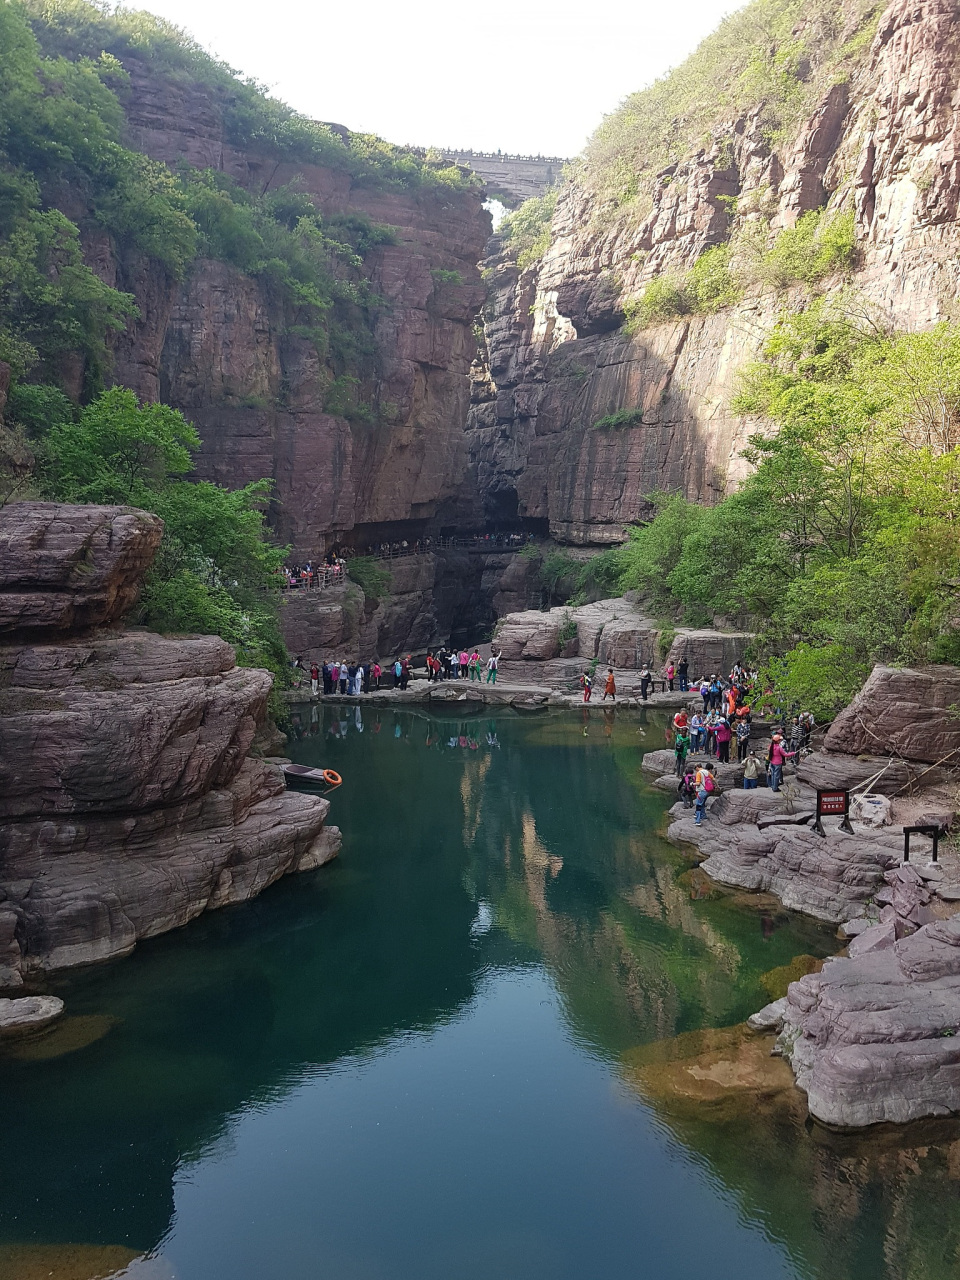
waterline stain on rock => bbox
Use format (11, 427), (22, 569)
(0, 1244), (172, 1280)
(0, 1014), (120, 1061)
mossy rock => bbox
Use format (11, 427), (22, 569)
(761, 954), (824, 1001)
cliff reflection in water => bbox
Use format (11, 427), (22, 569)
(0, 705), (958, 1279)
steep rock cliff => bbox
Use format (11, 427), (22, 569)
(0, 502), (340, 989)
(80, 55), (490, 560)
(468, 0), (960, 543)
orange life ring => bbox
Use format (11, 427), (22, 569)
(322, 769), (342, 787)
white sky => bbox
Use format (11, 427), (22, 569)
(129, 0), (740, 158)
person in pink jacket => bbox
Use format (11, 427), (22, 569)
(766, 733), (796, 792)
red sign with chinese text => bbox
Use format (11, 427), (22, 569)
(818, 790), (848, 816)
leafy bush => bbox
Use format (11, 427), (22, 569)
(346, 556), (391, 603)
(557, 611), (578, 649)
(756, 210), (857, 288)
(431, 268), (463, 286)
(6, 381), (74, 436)
(500, 190), (558, 270)
(40, 386), (290, 693)
(592, 408), (645, 429)
(624, 245), (741, 332)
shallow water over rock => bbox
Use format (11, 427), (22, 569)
(2, 706), (958, 1279)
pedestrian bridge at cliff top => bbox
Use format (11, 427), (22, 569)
(439, 150), (568, 204)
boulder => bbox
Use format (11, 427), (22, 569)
(747, 997), (788, 1032)
(824, 664), (960, 765)
(781, 916), (960, 1126)
(0, 995), (64, 1037)
(0, 503), (163, 637)
(797, 750), (931, 795)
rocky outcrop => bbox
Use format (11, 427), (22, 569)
(492, 598), (750, 670)
(781, 916), (960, 1127)
(824, 664), (960, 765)
(0, 502), (164, 637)
(0, 502), (339, 989)
(467, 0), (960, 543)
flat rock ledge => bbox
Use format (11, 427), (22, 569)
(0, 995), (64, 1038)
(780, 916), (960, 1127)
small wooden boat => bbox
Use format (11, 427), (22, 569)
(281, 763), (343, 792)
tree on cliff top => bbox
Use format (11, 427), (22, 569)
(42, 386), (290, 684)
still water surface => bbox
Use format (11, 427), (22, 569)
(2, 705), (960, 1280)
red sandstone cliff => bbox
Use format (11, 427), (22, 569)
(91, 57), (490, 560)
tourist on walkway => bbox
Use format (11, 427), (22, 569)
(581, 671), (593, 702)
(310, 663), (319, 696)
(322, 662), (333, 696)
(639, 665), (652, 700)
(400, 657), (411, 690)
(715, 716), (732, 763)
(372, 661), (381, 690)
(393, 658), (403, 688)
(470, 650), (481, 680)
(709, 675), (723, 711)
(486, 652), (499, 684)
(450, 651), (460, 679)
(459, 649), (469, 678)
(292, 655), (304, 687)
(742, 752), (761, 789)
(339, 661), (350, 695)
(735, 717), (751, 762)
(674, 730), (688, 776)
(689, 710), (704, 752)
(603, 669), (616, 701)
(766, 734), (796, 792)
(699, 679), (711, 713)
(677, 657), (689, 692)
(665, 661), (675, 692)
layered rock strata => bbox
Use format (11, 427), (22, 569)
(0, 502), (339, 989)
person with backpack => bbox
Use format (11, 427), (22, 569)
(699, 678), (711, 713)
(678, 769), (696, 809)
(694, 765), (715, 825)
(470, 650), (481, 680)
(709, 675), (723, 711)
(486, 652), (499, 684)
(581, 671), (593, 702)
(674, 730), (689, 776)
(677, 657), (689, 692)
(393, 657), (403, 688)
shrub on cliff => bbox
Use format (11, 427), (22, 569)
(41, 386), (290, 685)
(500, 191), (558, 271)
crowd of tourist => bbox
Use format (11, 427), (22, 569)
(281, 533), (535, 590)
(292, 647), (505, 696)
(662, 661), (817, 820)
